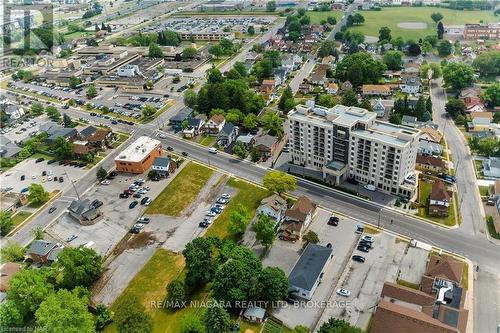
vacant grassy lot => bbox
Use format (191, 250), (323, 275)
(478, 185), (489, 197)
(308, 10), (342, 24)
(104, 249), (211, 333)
(417, 180), (457, 226)
(11, 211), (32, 226)
(205, 178), (270, 240)
(348, 7), (498, 40)
(146, 162), (213, 216)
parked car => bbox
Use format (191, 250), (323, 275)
(129, 201), (138, 209)
(35, 157), (44, 163)
(209, 147), (218, 154)
(221, 193), (231, 199)
(217, 198), (228, 204)
(66, 234), (78, 242)
(199, 221), (209, 228)
(352, 255), (365, 263)
(59, 177), (64, 183)
(130, 226), (141, 234)
(90, 200), (103, 209)
(206, 211), (217, 217)
(20, 175), (25, 181)
(100, 180), (110, 185)
(133, 193), (142, 198)
(141, 197), (150, 205)
(361, 235), (374, 243)
(336, 288), (351, 297)
(327, 216), (339, 226)
(138, 217), (150, 224)
(119, 193), (129, 198)
(363, 184), (376, 192)
(145, 198), (152, 206)
(21, 187), (29, 193)
(48, 207), (57, 214)
(357, 245), (370, 253)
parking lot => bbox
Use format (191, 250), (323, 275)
(265, 208), (359, 329)
(1, 157), (87, 193)
(0, 113), (50, 144)
(316, 233), (429, 331)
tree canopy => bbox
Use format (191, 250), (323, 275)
(114, 296), (152, 333)
(442, 62), (475, 90)
(56, 247), (102, 289)
(472, 51), (500, 76)
(335, 53), (386, 87)
(382, 51), (403, 70)
(263, 171), (297, 195)
(318, 318), (365, 333)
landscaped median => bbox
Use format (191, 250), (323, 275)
(146, 162), (214, 216)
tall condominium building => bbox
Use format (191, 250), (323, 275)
(287, 102), (420, 197)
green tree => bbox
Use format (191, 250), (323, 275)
(378, 26), (391, 42)
(243, 113), (259, 130)
(0, 210), (14, 236)
(161, 29), (181, 46)
(114, 296), (152, 333)
(278, 85), (294, 111)
(183, 89), (198, 108)
(420, 62), (442, 80)
(0, 240), (26, 262)
(382, 51), (403, 70)
(442, 62), (474, 91)
(292, 326), (310, 333)
(228, 204), (251, 235)
(261, 112), (283, 137)
(45, 106), (61, 121)
(250, 148), (260, 162)
(258, 266), (289, 303)
(95, 304), (113, 331)
(148, 42), (163, 58)
(318, 40), (338, 59)
(431, 12), (444, 23)
(7, 268), (54, 318)
(472, 51), (500, 76)
(445, 98), (466, 119)
(482, 83), (500, 107)
(182, 47), (197, 60)
(266, 0), (276, 12)
(142, 104), (157, 118)
(254, 214), (276, 249)
(165, 279), (186, 309)
(31, 226), (44, 240)
(182, 237), (220, 288)
(204, 303), (231, 333)
(225, 109), (244, 124)
(426, 97), (433, 113)
(233, 62), (247, 77)
(263, 170), (297, 195)
(437, 21), (444, 39)
(317, 94), (336, 108)
(335, 52), (386, 87)
(247, 25), (255, 35)
(181, 313), (204, 333)
(30, 102), (44, 116)
(318, 318), (365, 333)
(208, 44), (224, 58)
(438, 40), (452, 57)
(232, 141), (247, 159)
(96, 166), (107, 181)
(86, 85), (97, 98)
(302, 230), (319, 247)
(69, 76), (82, 89)
(35, 288), (94, 333)
(389, 112), (402, 125)
(63, 113), (73, 127)
(420, 40), (432, 55)
(341, 89), (359, 107)
(352, 13), (365, 25)
(327, 16), (337, 25)
(0, 301), (23, 328)
(57, 247), (102, 289)
(52, 136), (74, 160)
(28, 184), (49, 205)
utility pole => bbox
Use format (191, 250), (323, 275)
(64, 168), (80, 201)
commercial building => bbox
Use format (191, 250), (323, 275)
(463, 23), (500, 40)
(114, 136), (162, 173)
(287, 102), (420, 197)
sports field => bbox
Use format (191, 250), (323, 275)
(348, 7), (498, 40)
(308, 10), (343, 24)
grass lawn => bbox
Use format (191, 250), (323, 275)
(478, 185), (489, 197)
(111, 132), (130, 149)
(486, 216), (500, 240)
(205, 178), (270, 241)
(308, 10), (342, 24)
(397, 279), (419, 290)
(462, 262), (468, 290)
(63, 31), (91, 40)
(11, 211), (32, 226)
(199, 135), (216, 147)
(146, 162), (214, 216)
(348, 7), (498, 40)
(417, 180), (457, 227)
(474, 160), (484, 178)
(104, 249), (212, 333)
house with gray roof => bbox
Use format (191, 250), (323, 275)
(483, 157), (500, 179)
(288, 243), (333, 300)
(0, 137), (21, 158)
(151, 156), (176, 177)
(243, 306), (266, 323)
(26, 240), (62, 264)
(372, 98), (386, 118)
(217, 123), (239, 148)
(401, 115), (418, 128)
(79, 126), (98, 139)
(68, 199), (102, 225)
(418, 139), (443, 156)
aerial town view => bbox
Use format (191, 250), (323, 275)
(0, 0), (499, 332)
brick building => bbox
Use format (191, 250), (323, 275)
(114, 136), (162, 173)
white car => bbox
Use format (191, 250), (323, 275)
(133, 223), (145, 229)
(206, 211), (217, 217)
(361, 235), (374, 243)
(158, 133), (167, 139)
(208, 147), (218, 154)
(217, 198), (228, 204)
(221, 193), (231, 199)
(47, 176), (53, 181)
(138, 217), (150, 223)
(101, 180), (110, 185)
(363, 184), (376, 192)
(336, 288), (351, 297)
(31, 175), (36, 179)
(145, 199), (152, 206)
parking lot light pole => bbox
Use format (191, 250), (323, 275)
(64, 168), (81, 201)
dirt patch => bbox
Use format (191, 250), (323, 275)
(397, 22), (427, 29)
(127, 232), (157, 249)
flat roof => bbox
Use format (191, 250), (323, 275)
(288, 243), (332, 292)
(115, 136), (161, 163)
(353, 121), (419, 147)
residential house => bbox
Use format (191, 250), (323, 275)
(203, 114), (226, 135)
(73, 140), (92, 157)
(469, 112), (493, 121)
(331, 2), (344, 10)
(465, 103), (486, 114)
(4, 105), (25, 120)
(487, 181), (500, 234)
(341, 81), (352, 91)
(416, 154), (446, 173)
(0, 192), (28, 213)
(399, 75), (421, 94)
(151, 156), (176, 177)
(26, 240), (62, 264)
(280, 196), (316, 241)
(256, 194), (288, 223)
(401, 115), (418, 128)
(402, 62), (420, 74)
(429, 181), (452, 217)
(242, 307), (266, 323)
(321, 55), (335, 67)
(183, 115), (206, 138)
(235, 133), (255, 148)
(79, 126), (114, 151)
(288, 243), (333, 300)
(273, 67), (288, 87)
(482, 157), (500, 178)
(420, 126), (443, 143)
(420, 254), (465, 294)
(253, 134), (278, 159)
(310, 68), (327, 86)
(459, 87), (481, 100)
(298, 83), (311, 94)
(372, 98), (386, 118)
(362, 84), (391, 97)
(282, 54), (302, 71)
(260, 79), (276, 95)
(217, 123), (239, 148)
(326, 83), (338, 95)
(169, 107), (194, 131)
(0, 137), (21, 158)
(68, 199), (103, 225)
(418, 139), (443, 156)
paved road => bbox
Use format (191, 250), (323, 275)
(289, 58), (315, 93)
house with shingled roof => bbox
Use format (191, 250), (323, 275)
(279, 196), (316, 241)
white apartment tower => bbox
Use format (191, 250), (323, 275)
(287, 102), (420, 197)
